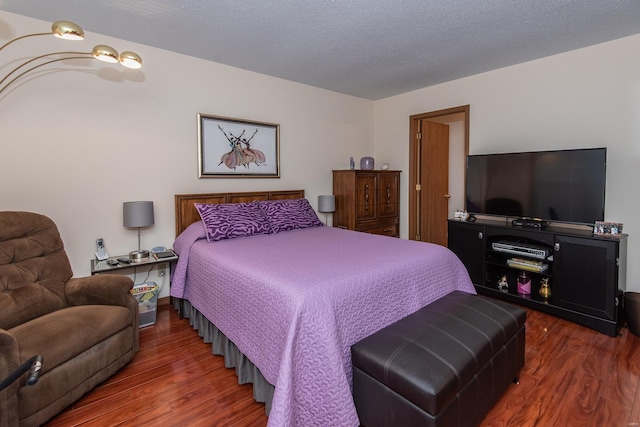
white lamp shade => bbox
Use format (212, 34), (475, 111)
(123, 201), (154, 228)
(318, 195), (336, 213)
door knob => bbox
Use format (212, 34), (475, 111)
(444, 194), (451, 199)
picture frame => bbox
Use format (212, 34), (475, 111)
(198, 113), (280, 178)
(593, 221), (624, 238)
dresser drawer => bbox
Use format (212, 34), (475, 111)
(357, 223), (399, 238)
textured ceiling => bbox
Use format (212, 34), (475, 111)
(2, 1), (640, 100)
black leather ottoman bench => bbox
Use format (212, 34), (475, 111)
(351, 291), (526, 427)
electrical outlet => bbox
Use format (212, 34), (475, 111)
(157, 263), (167, 277)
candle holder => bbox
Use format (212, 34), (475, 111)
(517, 271), (531, 295)
(360, 157), (374, 170)
(539, 277), (551, 300)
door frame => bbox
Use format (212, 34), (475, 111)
(409, 105), (470, 241)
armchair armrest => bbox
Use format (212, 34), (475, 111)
(0, 329), (19, 427)
(66, 275), (139, 351)
(65, 274), (134, 308)
(0, 329), (19, 382)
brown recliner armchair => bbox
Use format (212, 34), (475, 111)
(0, 211), (139, 427)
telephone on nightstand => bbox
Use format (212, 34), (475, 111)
(95, 238), (109, 261)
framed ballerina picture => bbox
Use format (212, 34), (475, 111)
(198, 113), (280, 178)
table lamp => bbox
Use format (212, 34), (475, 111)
(123, 201), (154, 261)
(318, 195), (336, 225)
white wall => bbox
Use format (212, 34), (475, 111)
(4, 11), (640, 296)
(0, 11), (374, 297)
(374, 33), (640, 292)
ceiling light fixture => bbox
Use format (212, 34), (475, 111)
(0, 20), (142, 97)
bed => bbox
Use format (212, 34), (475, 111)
(170, 190), (475, 427)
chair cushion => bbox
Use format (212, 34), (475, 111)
(0, 211), (73, 329)
(9, 305), (133, 373)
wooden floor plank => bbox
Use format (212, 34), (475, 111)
(44, 301), (640, 427)
(550, 370), (602, 427)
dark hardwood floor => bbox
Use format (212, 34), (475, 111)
(46, 300), (640, 426)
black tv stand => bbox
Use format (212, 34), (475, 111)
(448, 218), (627, 336)
(511, 217), (548, 229)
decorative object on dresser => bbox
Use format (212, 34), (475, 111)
(0, 20), (142, 98)
(332, 169), (400, 237)
(359, 156), (375, 170)
(123, 201), (155, 261)
(317, 194), (336, 225)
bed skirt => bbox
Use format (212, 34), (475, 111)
(172, 298), (275, 415)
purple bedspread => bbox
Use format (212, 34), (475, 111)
(171, 224), (474, 427)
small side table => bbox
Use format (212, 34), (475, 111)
(91, 251), (178, 275)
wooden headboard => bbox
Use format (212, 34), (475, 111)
(174, 190), (305, 236)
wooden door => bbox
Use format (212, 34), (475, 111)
(409, 105), (469, 246)
(416, 120), (449, 246)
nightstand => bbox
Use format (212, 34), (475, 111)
(91, 251), (178, 275)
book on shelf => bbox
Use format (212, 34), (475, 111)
(152, 250), (176, 260)
(507, 257), (548, 272)
(508, 257), (544, 266)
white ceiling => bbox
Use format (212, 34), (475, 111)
(2, 1), (640, 100)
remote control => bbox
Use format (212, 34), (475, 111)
(117, 257), (131, 264)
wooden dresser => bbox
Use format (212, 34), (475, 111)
(332, 170), (400, 237)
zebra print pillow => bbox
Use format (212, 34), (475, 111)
(259, 198), (324, 233)
(195, 201), (273, 242)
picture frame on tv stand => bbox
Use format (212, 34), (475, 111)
(593, 221), (623, 238)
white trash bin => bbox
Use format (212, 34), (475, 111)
(131, 282), (159, 328)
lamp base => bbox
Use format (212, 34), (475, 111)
(129, 250), (150, 262)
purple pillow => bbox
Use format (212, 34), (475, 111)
(259, 198), (324, 233)
(195, 201), (273, 242)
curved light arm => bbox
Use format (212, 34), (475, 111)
(0, 32), (50, 52)
(0, 55), (91, 96)
(0, 51), (87, 88)
(0, 21), (84, 53)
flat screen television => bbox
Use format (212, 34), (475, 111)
(465, 148), (606, 225)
